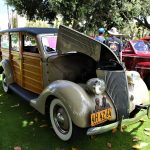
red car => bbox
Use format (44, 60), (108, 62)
(122, 39), (150, 88)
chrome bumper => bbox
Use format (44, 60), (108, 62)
(87, 108), (149, 136)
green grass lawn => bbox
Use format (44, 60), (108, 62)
(0, 78), (150, 150)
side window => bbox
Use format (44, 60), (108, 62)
(23, 34), (38, 53)
(1, 33), (9, 49)
(11, 33), (19, 51)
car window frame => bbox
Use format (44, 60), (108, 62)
(22, 33), (39, 54)
(41, 34), (57, 53)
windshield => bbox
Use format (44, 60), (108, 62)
(41, 35), (57, 53)
(131, 40), (150, 53)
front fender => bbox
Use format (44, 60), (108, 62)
(126, 71), (149, 112)
(1, 59), (14, 84)
(31, 80), (95, 128)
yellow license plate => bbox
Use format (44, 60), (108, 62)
(91, 108), (112, 126)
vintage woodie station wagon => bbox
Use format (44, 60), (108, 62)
(0, 25), (150, 141)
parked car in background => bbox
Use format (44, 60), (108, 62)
(140, 36), (150, 42)
(0, 26), (150, 141)
(122, 39), (150, 88)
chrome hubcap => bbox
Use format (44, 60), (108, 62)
(56, 112), (65, 123)
(54, 106), (69, 134)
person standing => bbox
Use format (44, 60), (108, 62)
(105, 27), (123, 60)
(95, 27), (105, 43)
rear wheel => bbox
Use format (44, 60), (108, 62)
(49, 98), (73, 141)
(2, 72), (9, 93)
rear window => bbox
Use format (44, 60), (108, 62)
(1, 33), (9, 49)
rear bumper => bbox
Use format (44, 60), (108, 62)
(87, 108), (149, 136)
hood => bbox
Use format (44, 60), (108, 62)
(56, 25), (119, 62)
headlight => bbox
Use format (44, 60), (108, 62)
(87, 78), (106, 95)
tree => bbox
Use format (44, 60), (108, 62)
(5, 0), (56, 23)
(113, 0), (150, 29)
(12, 14), (18, 28)
(5, 0), (150, 36)
(109, 0), (150, 37)
(50, 0), (117, 32)
(26, 20), (49, 27)
(5, 0), (120, 32)
(11, 10), (18, 28)
(49, 0), (150, 33)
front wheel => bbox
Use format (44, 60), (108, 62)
(2, 72), (9, 93)
(49, 98), (73, 141)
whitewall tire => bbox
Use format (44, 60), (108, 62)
(50, 98), (73, 141)
(2, 72), (9, 93)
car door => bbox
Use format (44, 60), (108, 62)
(21, 33), (43, 94)
(10, 32), (22, 86)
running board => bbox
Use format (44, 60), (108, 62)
(9, 83), (39, 102)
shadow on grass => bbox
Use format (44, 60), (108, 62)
(0, 80), (149, 150)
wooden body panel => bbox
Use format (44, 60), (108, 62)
(1, 48), (9, 59)
(10, 50), (22, 86)
(0, 32), (44, 94)
(22, 52), (43, 93)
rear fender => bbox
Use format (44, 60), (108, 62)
(1, 59), (14, 84)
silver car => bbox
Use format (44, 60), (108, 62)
(0, 25), (150, 141)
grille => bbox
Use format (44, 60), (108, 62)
(105, 71), (129, 119)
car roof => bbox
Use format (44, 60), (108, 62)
(0, 27), (58, 35)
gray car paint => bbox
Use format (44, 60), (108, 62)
(30, 80), (116, 127)
(0, 25), (149, 129)
(56, 25), (119, 62)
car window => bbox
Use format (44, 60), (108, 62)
(132, 41), (150, 53)
(23, 34), (38, 53)
(1, 33), (9, 49)
(11, 33), (19, 51)
(42, 35), (57, 53)
(24, 35), (37, 46)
